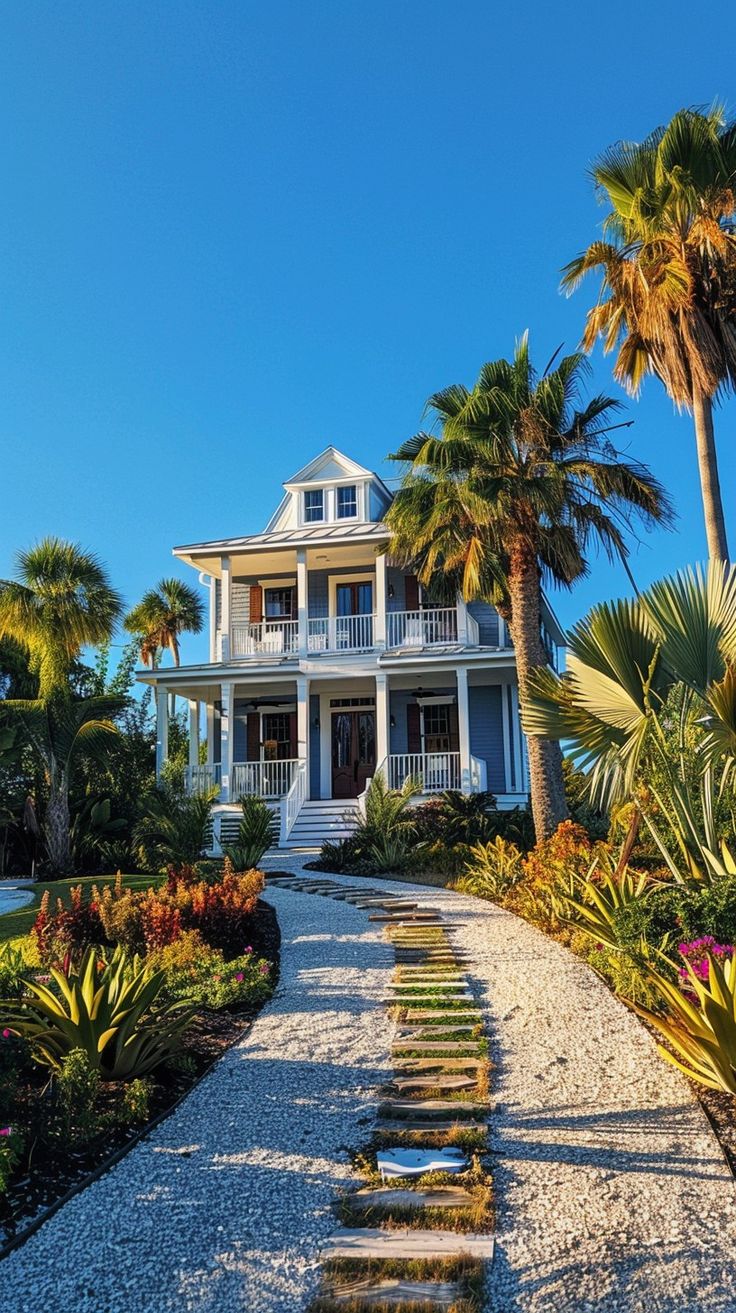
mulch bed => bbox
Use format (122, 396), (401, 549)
(0, 899), (280, 1250)
(698, 1089), (736, 1175)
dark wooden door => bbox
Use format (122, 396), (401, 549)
(331, 710), (376, 798)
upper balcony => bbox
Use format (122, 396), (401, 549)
(221, 604), (488, 660)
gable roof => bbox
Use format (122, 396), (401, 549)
(284, 446), (376, 486)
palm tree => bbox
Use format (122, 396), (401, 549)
(0, 538), (123, 698)
(125, 578), (204, 668)
(563, 105), (736, 561)
(386, 336), (672, 840)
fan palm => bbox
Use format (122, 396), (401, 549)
(125, 578), (204, 668)
(386, 335), (672, 840)
(2, 694), (126, 873)
(563, 105), (736, 561)
(0, 538), (122, 698)
(524, 561), (736, 880)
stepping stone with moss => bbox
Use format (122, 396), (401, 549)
(375, 1117), (487, 1134)
(404, 1009), (482, 1022)
(392, 1041), (483, 1054)
(395, 1024), (479, 1038)
(391, 1073), (478, 1092)
(393, 1057), (484, 1073)
(379, 1098), (489, 1120)
(347, 1185), (475, 1211)
(322, 1228), (494, 1259)
(323, 1275), (462, 1307)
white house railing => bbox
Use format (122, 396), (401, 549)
(231, 759), (299, 799)
(186, 763), (222, 794)
(388, 752), (461, 794)
(230, 621), (299, 658)
(307, 614), (376, 653)
(280, 759), (308, 845)
(386, 608), (458, 649)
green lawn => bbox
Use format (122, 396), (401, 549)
(0, 873), (155, 943)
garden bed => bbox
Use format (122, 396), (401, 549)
(0, 897), (280, 1252)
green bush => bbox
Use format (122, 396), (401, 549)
(455, 837), (525, 900)
(224, 795), (277, 869)
(0, 1126), (22, 1196)
(0, 940), (28, 999)
(119, 1077), (153, 1125)
(134, 779), (217, 872)
(151, 930), (273, 1010)
(57, 1047), (102, 1143)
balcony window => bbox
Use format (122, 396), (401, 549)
(265, 587), (294, 619)
(304, 489), (324, 523)
(336, 484), (357, 518)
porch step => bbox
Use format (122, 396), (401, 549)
(282, 798), (361, 849)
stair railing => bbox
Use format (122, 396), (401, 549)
(358, 758), (386, 819)
(280, 759), (308, 846)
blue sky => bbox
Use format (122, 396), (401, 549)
(1, 1), (736, 668)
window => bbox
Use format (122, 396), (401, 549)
(422, 703), (452, 752)
(262, 712), (292, 760)
(304, 489), (324, 523)
(264, 588), (294, 619)
(336, 484), (357, 518)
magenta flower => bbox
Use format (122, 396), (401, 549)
(2, 1028), (11, 1040)
(0, 1127), (11, 1138)
(234, 972), (244, 983)
(259, 963), (270, 975)
(245, 946), (253, 954)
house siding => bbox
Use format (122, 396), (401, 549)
(469, 685), (505, 792)
(386, 567), (406, 613)
(467, 601), (500, 646)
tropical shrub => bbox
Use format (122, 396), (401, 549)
(57, 1047), (102, 1143)
(503, 820), (600, 933)
(635, 950), (736, 1094)
(0, 1125), (22, 1196)
(5, 946), (192, 1079)
(119, 1077), (153, 1125)
(0, 1026), (27, 1123)
(455, 837), (525, 900)
(151, 931), (272, 1010)
(133, 778), (216, 872)
(362, 771), (421, 835)
(32, 884), (105, 967)
(224, 795), (277, 870)
(411, 792), (498, 845)
(0, 940), (28, 998)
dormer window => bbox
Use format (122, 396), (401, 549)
(304, 489), (324, 523)
(337, 484), (357, 519)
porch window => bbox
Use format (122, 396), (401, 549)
(262, 712), (292, 760)
(422, 703), (453, 753)
(304, 489), (324, 523)
(336, 484), (357, 518)
(264, 587), (294, 619)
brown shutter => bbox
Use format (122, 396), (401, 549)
(405, 574), (420, 611)
(407, 702), (422, 754)
(247, 713), (261, 761)
(249, 585), (263, 623)
(448, 702), (460, 752)
(288, 712), (297, 758)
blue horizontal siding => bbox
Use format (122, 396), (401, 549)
(467, 602), (500, 646)
(469, 685), (505, 792)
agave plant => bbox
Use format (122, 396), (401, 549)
(553, 857), (667, 957)
(4, 945), (192, 1079)
(526, 561), (736, 883)
(635, 952), (736, 1094)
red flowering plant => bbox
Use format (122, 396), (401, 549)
(32, 886), (106, 968)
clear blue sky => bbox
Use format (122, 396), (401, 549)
(1, 1), (735, 668)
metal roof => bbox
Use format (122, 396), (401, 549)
(174, 520), (391, 556)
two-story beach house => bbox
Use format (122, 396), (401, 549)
(139, 448), (564, 849)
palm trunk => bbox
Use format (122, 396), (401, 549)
(45, 776), (72, 874)
(507, 538), (568, 842)
(692, 388), (729, 561)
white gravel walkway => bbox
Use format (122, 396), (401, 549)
(263, 858), (736, 1313)
(0, 887), (394, 1313)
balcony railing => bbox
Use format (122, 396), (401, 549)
(186, 763), (222, 794)
(388, 752), (461, 793)
(231, 759), (299, 799)
(307, 614), (376, 653)
(230, 621), (299, 658)
(386, 608), (458, 649)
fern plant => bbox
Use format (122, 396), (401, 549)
(224, 794), (277, 869)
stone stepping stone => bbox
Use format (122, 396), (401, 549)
(379, 1098), (489, 1120)
(348, 1185), (475, 1211)
(392, 1073), (478, 1092)
(322, 1228), (494, 1259)
(376, 1147), (467, 1178)
(390, 977), (468, 987)
(392, 1041), (482, 1054)
(386, 995), (474, 1006)
(375, 1117), (487, 1134)
(393, 1057), (484, 1071)
(396, 1023), (478, 1035)
(325, 1276), (461, 1308)
(354, 900), (419, 910)
(405, 1010), (482, 1022)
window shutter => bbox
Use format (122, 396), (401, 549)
(249, 585), (263, 624)
(289, 712), (298, 757)
(448, 702), (460, 752)
(405, 574), (420, 611)
(247, 713), (261, 761)
(407, 702), (422, 754)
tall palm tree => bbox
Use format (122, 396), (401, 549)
(386, 336), (672, 840)
(563, 105), (736, 561)
(125, 578), (204, 668)
(0, 538), (123, 698)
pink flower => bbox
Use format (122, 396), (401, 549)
(2, 1029), (11, 1040)
(234, 972), (244, 983)
(245, 946), (253, 954)
(0, 1127), (11, 1137)
(259, 963), (270, 975)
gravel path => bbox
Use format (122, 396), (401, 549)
(264, 858), (736, 1313)
(1, 887), (394, 1313)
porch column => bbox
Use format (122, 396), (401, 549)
(207, 575), (217, 661)
(296, 547), (308, 654)
(220, 680), (235, 801)
(375, 672), (389, 773)
(296, 674), (309, 763)
(220, 555), (232, 662)
(456, 591), (469, 645)
(188, 700), (200, 769)
(456, 666), (472, 794)
(374, 553), (387, 649)
(155, 687), (169, 781)
(206, 702), (216, 766)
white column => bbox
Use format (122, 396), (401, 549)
(206, 703), (216, 765)
(501, 684), (512, 793)
(220, 555), (232, 663)
(374, 553), (387, 649)
(296, 674), (309, 763)
(220, 681), (235, 801)
(456, 591), (469, 645)
(155, 687), (169, 781)
(456, 666), (471, 794)
(208, 575), (217, 661)
(188, 700), (200, 769)
(296, 547), (308, 654)
(375, 672), (389, 772)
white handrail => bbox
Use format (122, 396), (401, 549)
(386, 608), (459, 649)
(388, 752), (461, 793)
(281, 759), (308, 844)
(231, 759), (299, 799)
(307, 614), (376, 653)
(231, 621), (299, 658)
(470, 754), (487, 792)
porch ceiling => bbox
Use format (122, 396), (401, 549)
(175, 537), (389, 579)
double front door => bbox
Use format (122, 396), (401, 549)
(331, 708), (376, 798)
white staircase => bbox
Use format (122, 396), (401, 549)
(283, 798), (361, 850)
